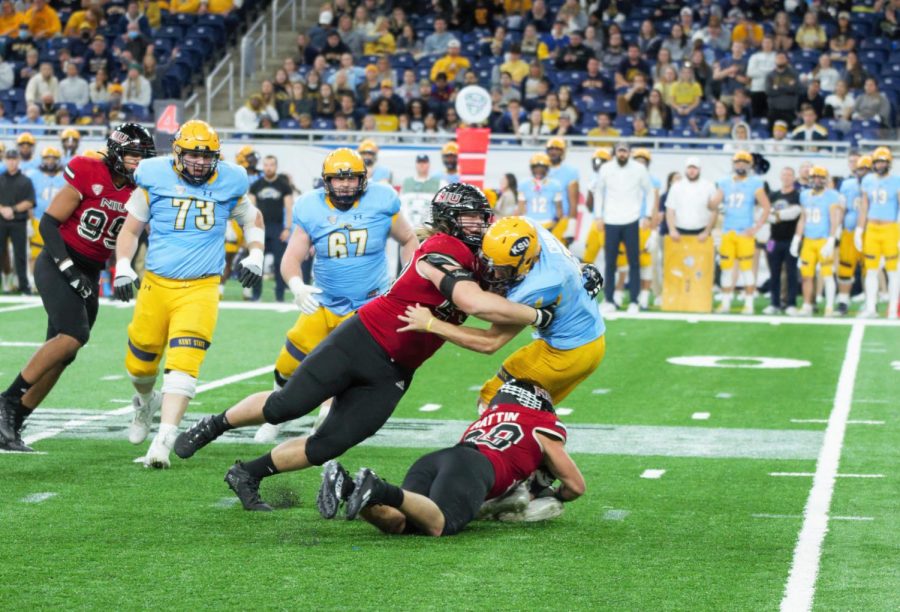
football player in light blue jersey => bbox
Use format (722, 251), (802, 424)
(836, 154), (870, 313)
(253, 147), (418, 442)
(518, 153), (564, 228)
(358, 139), (393, 184)
(26, 147), (66, 268)
(790, 166), (843, 316)
(113, 120), (265, 468)
(857, 146), (900, 318)
(60, 128), (81, 164)
(713, 150), (771, 314)
(16, 133), (41, 175)
(546, 137), (579, 243)
(398, 216), (605, 412)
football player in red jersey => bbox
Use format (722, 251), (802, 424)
(321, 379), (585, 536)
(174, 183), (559, 511)
(0, 124), (155, 452)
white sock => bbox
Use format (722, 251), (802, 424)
(824, 277), (836, 311)
(865, 270), (879, 312)
(638, 289), (649, 309)
(837, 292), (849, 306)
(720, 293), (733, 310)
(888, 270), (899, 314)
(138, 390), (155, 405)
(156, 423), (178, 446)
(613, 289), (624, 305)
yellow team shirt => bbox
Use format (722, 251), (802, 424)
(504, 0), (531, 13)
(587, 127), (621, 148)
(732, 22), (763, 47)
(373, 113), (399, 132)
(25, 5), (61, 37)
(0, 11), (25, 37)
(169, 0), (201, 14)
(670, 82), (702, 107)
(500, 58), (530, 83)
(207, 0), (233, 14)
(541, 108), (560, 131)
(63, 10), (92, 36)
(430, 54), (470, 82)
(364, 32), (396, 56)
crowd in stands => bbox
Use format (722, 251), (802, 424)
(237, 0), (900, 148)
(1, 0), (257, 133)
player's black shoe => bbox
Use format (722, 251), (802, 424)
(0, 395), (34, 453)
(174, 415), (223, 459)
(837, 302), (849, 316)
(345, 468), (380, 521)
(316, 460), (353, 519)
(224, 461), (273, 512)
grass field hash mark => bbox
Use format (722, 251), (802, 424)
(692, 412), (711, 420)
(19, 492), (57, 503)
(418, 403), (442, 412)
(780, 322), (865, 612)
(640, 469), (666, 479)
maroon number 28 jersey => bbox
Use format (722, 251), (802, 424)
(58, 156), (134, 264)
(460, 405), (568, 499)
(358, 232), (477, 371)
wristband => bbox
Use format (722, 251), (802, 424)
(288, 276), (305, 295)
(244, 226), (265, 245)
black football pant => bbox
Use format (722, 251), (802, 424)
(0, 220), (29, 293)
(603, 220), (640, 304)
(252, 225), (287, 301)
(766, 239), (799, 309)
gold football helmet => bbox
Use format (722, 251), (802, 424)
(322, 148), (367, 210)
(479, 216), (541, 294)
(172, 120), (220, 185)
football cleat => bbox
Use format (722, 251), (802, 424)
(344, 467), (379, 521)
(0, 395), (34, 453)
(143, 428), (176, 469)
(837, 302), (849, 316)
(626, 302), (640, 314)
(225, 461), (273, 511)
(128, 391), (161, 445)
(498, 497), (564, 523)
(742, 301), (755, 315)
(253, 422), (282, 444)
(316, 460), (354, 519)
(174, 415), (224, 459)
(477, 483), (530, 520)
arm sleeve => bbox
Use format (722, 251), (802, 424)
(38, 214), (71, 264)
(229, 194), (259, 227)
(124, 188), (150, 222)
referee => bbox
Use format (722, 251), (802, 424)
(0, 149), (36, 294)
(591, 142), (653, 312)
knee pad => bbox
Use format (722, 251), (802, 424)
(303, 435), (330, 466)
(161, 370), (197, 399)
(261, 390), (296, 425)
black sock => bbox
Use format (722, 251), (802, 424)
(242, 452), (279, 480)
(212, 411), (234, 433)
(373, 479), (405, 508)
(3, 372), (33, 402)
(273, 369), (288, 389)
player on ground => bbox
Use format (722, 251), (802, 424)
(317, 379), (585, 535)
(0, 124), (155, 452)
(399, 215), (605, 410)
(545, 137), (579, 244)
(837, 154), (870, 315)
(60, 128), (81, 163)
(713, 150), (771, 314)
(26, 147), (66, 276)
(790, 166), (842, 317)
(252, 148), (418, 443)
(518, 153), (564, 230)
(857, 146), (900, 319)
(582, 147), (612, 265)
(172, 184), (558, 511)
(435, 142), (460, 185)
(357, 139), (392, 184)
(113, 120), (265, 468)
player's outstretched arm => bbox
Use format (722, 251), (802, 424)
(417, 259), (552, 327)
(537, 432), (586, 502)
(397, 303), (523, 354)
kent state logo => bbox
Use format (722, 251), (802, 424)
(509, 236), (531, 256)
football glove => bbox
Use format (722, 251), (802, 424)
(288, 276), (322, 315)
(789, 235), (801, 258)
(60, 259), (93, 300)
(113, 258), (139, 302)
(819, 236), (835, 259)
(238, 248), (264, 289)
(532, 301), (557, 330)
(581, 263), (604, 299)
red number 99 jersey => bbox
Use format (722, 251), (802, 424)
(58, 156), (134, 264)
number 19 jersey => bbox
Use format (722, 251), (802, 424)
(294, 183), (399, 315)
(133, 157), (249, 279)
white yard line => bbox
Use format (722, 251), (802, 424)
(790, 419), (884, 425)
(0, 304), (42, 315)
(770, 472), (884, 478)
(780, 322), (865, 612)
(195, 365), (273, 394)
